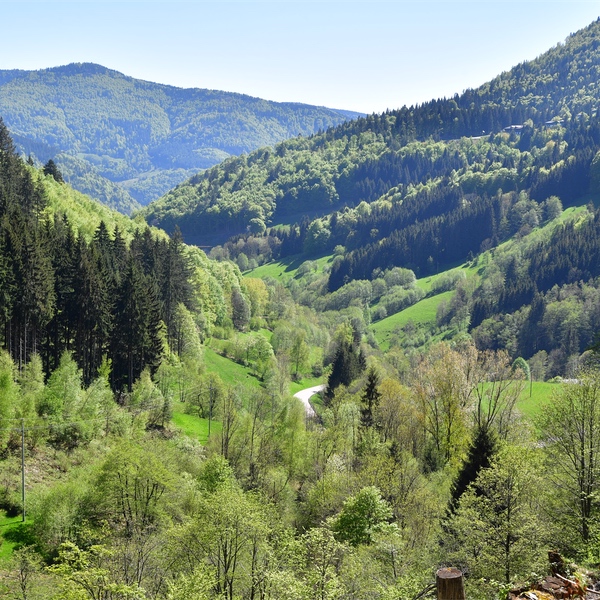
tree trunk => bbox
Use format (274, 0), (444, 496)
(436, 567), (465, 600)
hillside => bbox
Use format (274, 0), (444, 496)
(143, 18), (600, 248)
(0, 63), (361, 210)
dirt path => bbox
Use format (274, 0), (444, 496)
(293, 384), (325, 418)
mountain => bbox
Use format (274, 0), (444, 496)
(0, 63), (362, 210)
(142, 18), (600, 247)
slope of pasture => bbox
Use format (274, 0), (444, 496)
(246, 253), (333, 283)
(372, 290), (454, 351)
(171, 406), (222, 445)
(203, 347), (263, 390)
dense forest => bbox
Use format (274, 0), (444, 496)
(3, 115), (600, 600)
(0, 63), (360, 209)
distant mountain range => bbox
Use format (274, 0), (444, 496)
(0, 63), (362, 212)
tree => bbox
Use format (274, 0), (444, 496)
(231, 286), (250, 332)
(111, 259), (164, 392)
(93, 440), (176, 537)
(331, 486), (393, 547)
(448, 445), (548, 588)
(166, 564), (216, 600)
(414, 343), (475, 466)
(448, 425), (497, 514)
(42, 159), (63, 183)
(325, 339), (365, 404)
(290, 331), (310, 380)
(538, 369), (600, 549)
(47, 541), (146, 600)
(171, 486), (270, 600)
(0, 350), (18, 450)
(360, 367), (381, 430)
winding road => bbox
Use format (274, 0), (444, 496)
(293, 384), (325, 418)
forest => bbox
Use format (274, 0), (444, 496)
(144, 18), (600, 249)
(3, 16), (600, 600)
(0, 63), (359, 209)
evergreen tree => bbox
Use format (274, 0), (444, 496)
(325, 338), (365, 403)
(42, 159), (64, 183)
(448, 425), (497, 514)
(159, 226), (193, 349)
(360, 366), (381, 429)
(111, 259), (163, 392)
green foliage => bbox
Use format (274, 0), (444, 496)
(447, 444), (548, 588)
(330, 486), (393, 546)
(537, 369), (600, 552)
(0, 63), (358, 207)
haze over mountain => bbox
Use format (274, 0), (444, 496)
(0, 62), (361, 212)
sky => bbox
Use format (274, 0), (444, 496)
(1, 1), (600, 114)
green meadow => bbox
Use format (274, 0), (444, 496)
(203, 347), (263, 390)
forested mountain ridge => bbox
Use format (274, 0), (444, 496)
(0, 62), (361, 209)
(143, 17), (600, 247)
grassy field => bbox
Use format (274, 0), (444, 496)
(0, 510), (32, 565)
(203, 347), (263, 390)
(171, 401), (222, 444)
(415, 262), (479, 294)
(516, 380), (562, 419)
(245, 253), (333, 283)
(371, 290), (454, 350)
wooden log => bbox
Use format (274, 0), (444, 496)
(436, 567), (465, 600)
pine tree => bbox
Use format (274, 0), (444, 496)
(360, 366), (381, 429)
(448, 425), (497, 514)
(111, 259), (163, 392)
(43, 159), (64, 183)
(159, 226), (193, 349)
(325, 338), (365, 403)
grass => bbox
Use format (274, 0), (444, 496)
(371, 290), (454, 350)
(245, 253), (333, 283)
(415, 262), (479, 294)
(171, 401), (222, 445)
(203, 347), (262, 390)
(0, 510), (34, 564)
(290, 376), (324, 395)
(516, 380), (563, 419)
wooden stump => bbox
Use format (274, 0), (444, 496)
(436, 567), (465, 600)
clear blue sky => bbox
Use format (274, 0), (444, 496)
(1, 1), (599, 114)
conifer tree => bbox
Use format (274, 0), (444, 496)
(42, 159), (63, 183)
(360, 366), (381, 429)
(448, 425), (497, 514)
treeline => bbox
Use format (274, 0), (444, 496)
(0, 119), (250, 392)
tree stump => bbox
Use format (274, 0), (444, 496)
(436, 567), (465, 600)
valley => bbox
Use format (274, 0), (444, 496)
(2, 15), (600, 600)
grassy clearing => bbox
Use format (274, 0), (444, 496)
(415, 262), (478, 294)
(516, 380), (563, 419)
(372, 291), (454, 351)
(0, 510), (32, 564)
(203, 347), (262, 390)
(171, 401), (222, 445)
(246, 253), (333, 283)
